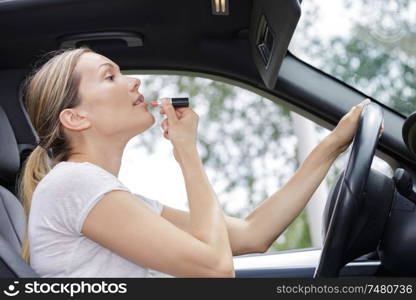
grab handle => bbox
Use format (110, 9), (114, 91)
(59, 31), (143, 48)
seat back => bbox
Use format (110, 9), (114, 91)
(0, 105), (38, 277)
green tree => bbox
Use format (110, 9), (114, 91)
(295, 0), (416, 115)
(290, 0), (401, 208)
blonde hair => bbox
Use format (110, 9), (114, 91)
(18, 47), (93, 264)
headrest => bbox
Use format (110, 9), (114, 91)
(0, 106), (20, 186)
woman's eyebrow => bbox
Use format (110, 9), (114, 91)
(97, 62), (120, 73)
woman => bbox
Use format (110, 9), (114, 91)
(18, 47), (381, 278)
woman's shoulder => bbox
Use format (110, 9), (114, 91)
(36, 161), (126, 196)
(30, 161), (131, 236)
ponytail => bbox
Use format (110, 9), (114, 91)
(18, 146), (51, 263)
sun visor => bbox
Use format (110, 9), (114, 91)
(249, 0), (301, 89)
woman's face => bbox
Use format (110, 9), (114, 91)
(67, 52), (155, 140)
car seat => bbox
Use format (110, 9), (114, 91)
(0, 105), (38, 277)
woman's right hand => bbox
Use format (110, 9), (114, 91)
(158, 98), (199, 154)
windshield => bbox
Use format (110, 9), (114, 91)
(289, 0), (416, 116)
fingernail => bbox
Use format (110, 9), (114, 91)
(162, 98), (169, 105)
(363, 98), (371, 104)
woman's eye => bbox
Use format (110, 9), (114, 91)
(106, 75), (114, 81)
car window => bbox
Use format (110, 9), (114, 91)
(119, 73), (393, 254)
(289, 0), (416, 117)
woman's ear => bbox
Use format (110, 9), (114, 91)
(59, 108), (91, 132)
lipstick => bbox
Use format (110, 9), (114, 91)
(151, 97), (189, 108)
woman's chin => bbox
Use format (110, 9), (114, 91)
(137, 113), (156, 133)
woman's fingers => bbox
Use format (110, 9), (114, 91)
(175, 107), (188, 113)
(160, 107), (183, 134)
(346, 98), (371, 122)
(161, 118), (168, 131)
(361, 98), (371, 105)
(158, 101), (186, 140)
(353, 98), (370, 109)
(353, 98), (371, 111)
(160, 119), (169, 139)
(355, 98), (384, 136)
(160, 107), (184, 119)
(358, 98), (371, 107)
(161, 98), (179, 123)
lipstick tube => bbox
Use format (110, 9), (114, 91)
(151, 97), (189, 108)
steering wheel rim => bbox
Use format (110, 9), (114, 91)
(314, 102), (383, 278)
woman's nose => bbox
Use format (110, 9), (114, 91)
(130, 77), (141, 91)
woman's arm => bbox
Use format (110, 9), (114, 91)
(161, 134), (341, 255)
(243, 134), (342, 252)
(160, 98), (234, 275)
(161, 99), (378, 255)
(177, 145), (234, 274)
(161, 206), (256, 256)
(245, 99), (378, 251)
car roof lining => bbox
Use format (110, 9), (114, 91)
(0, 0), (252, 68)
(0, 0), (413, 173)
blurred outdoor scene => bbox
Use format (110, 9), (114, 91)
(119, 0), (414, 253)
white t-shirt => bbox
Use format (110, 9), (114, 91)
(28, 161), (172, 278)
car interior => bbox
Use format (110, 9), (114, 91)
(1, 0), (416, 278)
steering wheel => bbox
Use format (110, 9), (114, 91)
(314, 102), (384, 277)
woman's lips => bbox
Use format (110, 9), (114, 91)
(136, 101), (148, 109)
(133, 94), (145, 106)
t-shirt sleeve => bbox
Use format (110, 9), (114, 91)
(51, 164), (130, 235)
(131, 193), (164, 215)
